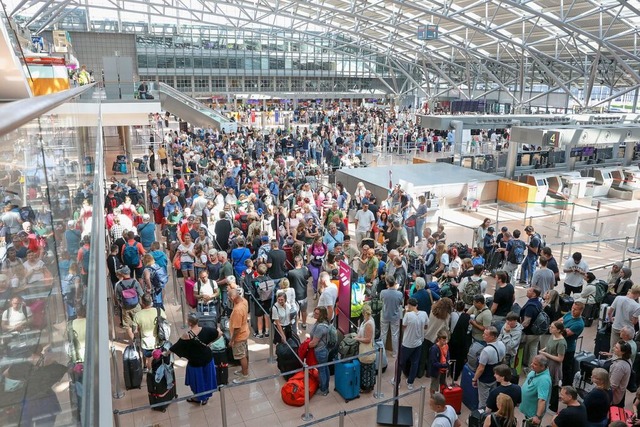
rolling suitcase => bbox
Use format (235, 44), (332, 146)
(594, 323), (611, 355)
(276, 336), (302, 379)
(195, 310), (217, 330)
(598, 304), (610, 329)
(582, 303), (598, 327)
(211, 336), (229, 366)
(461, 363), (479, 411)
(184, 278), (197, 308)
(123, 343), (143, 390)
(119, 161), (128, 174)
(440, 361), (462, 415)
(334, 359), (361, 402)
(147, 355), (177, 412)
(112, 162), (120, 173)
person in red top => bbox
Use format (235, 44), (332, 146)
(120, 231), (145, 279)
(178, 214), (197, 243)
(21, 223), (42, 258)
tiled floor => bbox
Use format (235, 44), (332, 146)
(106, 123), (640, 426)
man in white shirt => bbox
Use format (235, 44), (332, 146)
(354, 202), (375, 247)
(607, 284), (640, 349)
(1, 296), (32, 332)
(317, 272), (338, 321)
(430, 392), (461, 427)
(562, 252), (589, 296)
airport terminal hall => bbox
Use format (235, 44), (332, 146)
(4, 0), (640, 426)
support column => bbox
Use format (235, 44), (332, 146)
(451, 120), (463, 164)
(505, 120), (520, 179)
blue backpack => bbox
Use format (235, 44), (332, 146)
(510, 240), (526, 264)
(122, 241), (140, 266)
(148, 264), (168, 291)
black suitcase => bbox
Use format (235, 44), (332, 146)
(560, 294), (574, 312)
(212, 348), (229, 366)
(276, 336), (302, 379)
(112, 161), (121, 172)
(582, 303), (598, 327)
(123, 343), (143, 390)
(195, 311), (217, 330)
(147, 357), (177, 412)
(216, 364), (229, 385)
(468, 410), (487, 427)
(594, 325), (611, 355)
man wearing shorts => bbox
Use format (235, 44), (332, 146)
(129, 293), (166, 373)
(158, 145), (168, 173)
(230, 287), (250, 384)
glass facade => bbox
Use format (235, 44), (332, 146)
(0, 96), (103, 426)
(135, 26), (393, 95)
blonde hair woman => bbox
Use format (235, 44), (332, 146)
(483, 393), (517, 427)
(355, 303), (376, 393)
(278, 278), (298, 335)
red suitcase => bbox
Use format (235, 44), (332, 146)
(440, 360), (462, 414)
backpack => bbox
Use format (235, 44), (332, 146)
(238, 214), (249, 235)
(123, 241), (140, 266)
(338, 333), (359, 359)
(534, 233), (546, 251)
(280, 370), (319, 407)
(81, 247), (90, 274)
(510, 240), (526, 264)
(462, 278), (483, 306)
(530, 306), (550, 335)
(148, 264), (169, 291)
(155, 307), (171, 345)
(326, 323), (338, 350)
(119, 279), (140, 308)
(255, 278), (277, 302)
(594, 279), (608, 305)
(424, 248), (437, 274)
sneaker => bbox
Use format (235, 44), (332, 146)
(301, 323), (307, 330)
(319, 390), (329, 396)
(390, 378), (395, 385)
(253, 332), (264, 339)
(264, 331), (270, 337)
(232, 375), (249, 384)
(143, 368), (149, 374)
(407, 383), (414, 390)
(313, 292), (318, 300)
(234, 370), (244, 376)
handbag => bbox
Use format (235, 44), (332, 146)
(358, 340), (376, 364)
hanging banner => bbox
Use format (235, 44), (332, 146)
(337, 260), (352, 334)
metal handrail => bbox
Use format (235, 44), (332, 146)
(0, 83), (96, 137)
(155, 82), (231, 124)
(82, 102), (112, 426)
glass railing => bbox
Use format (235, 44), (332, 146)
(153, 82), (232, 124)
(0, 85), (109, 426)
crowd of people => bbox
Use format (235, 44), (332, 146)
(97, 105), (640, 426)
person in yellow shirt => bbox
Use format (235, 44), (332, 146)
(77, 65), (90, 86)
(158, 145), (168, 173)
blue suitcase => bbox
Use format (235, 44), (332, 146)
(119, 161), (127, 174)
(334, 359), (361, 403)
(461, 363), (479, 410)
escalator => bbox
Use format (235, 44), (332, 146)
(153, 82), (237, 133)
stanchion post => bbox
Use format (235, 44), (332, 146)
(569, 202), (576, 227)
(523, 202), (528, 226)
(171, 260), (179, 306)
(634, 215), (640, 248)
(437, 216), (441, 231)
(556, 212), (562, 238)
(108, 294), (116, 342)
(567, 227), (575, 258)
(339, 411), (346, 427)
(528, 216), (533, 227)
(113, 410), (121, 427)
(418, 386), (427, 427)
(495, 203), (500, 229)
(374, 344), (385, 399)
(220, 386), (228, 427)
(267, 317), (276, 364)
(593, 201), (601, 235)
(596, 223), (604, 252)
(559, 241), (566, 261)
(301, 364), (313, 421)
(623, 236), (630, 262)
(111, 346), (125, 399)
(180, 281), (188, 329)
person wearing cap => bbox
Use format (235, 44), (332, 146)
(114, 266), (144, 330)
(483, 226), (496, 256)
(137, 214), (156, 252)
